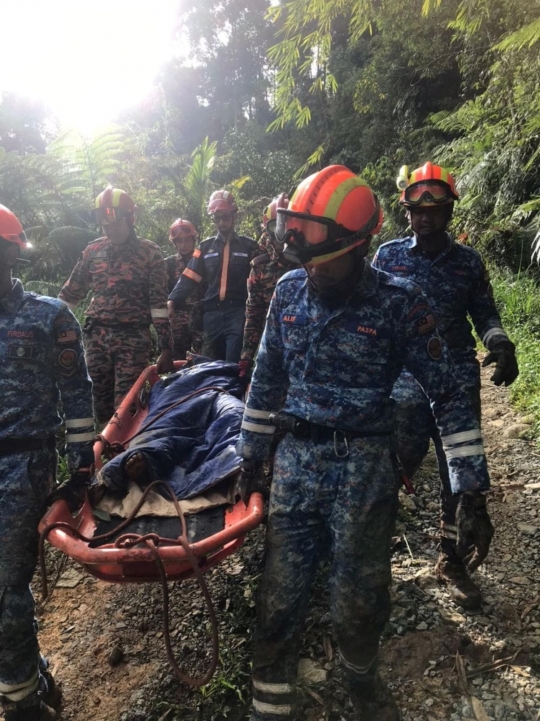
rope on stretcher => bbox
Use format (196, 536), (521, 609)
(39, 480), (220, 687)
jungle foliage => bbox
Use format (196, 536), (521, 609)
(0, 0), (538, 280)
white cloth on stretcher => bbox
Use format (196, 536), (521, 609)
(96, 477), (238, 519)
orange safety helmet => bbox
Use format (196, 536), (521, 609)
(93, 186), (137, 226)
(0, 204), (27, 248)
(207, 189), (237, 215)
(276, 165), (383, 265)
(263, 193), (289, 235)
(169, 218), (198, 243)
(397, 162), (459, 207)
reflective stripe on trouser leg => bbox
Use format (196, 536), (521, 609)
(0, 668), (39, 703)
(433, 386), (482, 559)
(328, 440), (398, 680)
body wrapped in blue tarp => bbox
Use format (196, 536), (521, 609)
(97, 361), (244, 500)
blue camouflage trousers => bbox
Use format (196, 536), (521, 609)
(0, 449), (56, 703)
(391, 371), (481, 556)
(251, 433), (399, 719)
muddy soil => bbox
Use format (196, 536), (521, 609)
(4, 361), (539, 721)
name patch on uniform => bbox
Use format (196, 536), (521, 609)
(56, 329), (77, 344)
(344, 321), (385, 337)
(204, 253), (219, 259)
(390, 265), (410, 272)
(7, 329), (34, 339)
(427, 337), (443, 360)
(418, 313), (436, 335)
(280, 313), (307, 325)
(8, 344), (34, 360)
(58, 348), (77, 369)
(232, 252), (248, 258)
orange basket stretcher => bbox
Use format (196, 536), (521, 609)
(38, 362), (264, 585)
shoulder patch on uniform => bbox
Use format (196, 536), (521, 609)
(56, 329), (78, 344)
(252, 253), (270, 267)
(58, 348), (78, 372)
(193, 248), (201, 259)
(426, 336), (443, 360)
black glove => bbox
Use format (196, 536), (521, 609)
(482, 340), (518, 387)
(47, 468), (92, 513)
(455, 491), (494, 572)
(236, 459), (269, 503)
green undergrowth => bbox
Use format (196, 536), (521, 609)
(491, 271), (540, 444)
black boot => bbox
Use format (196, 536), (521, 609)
(435, 553), (482, 610)
(2, 699), (57, 721)
(346, 673), (401, 721)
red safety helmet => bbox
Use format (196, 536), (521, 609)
(169, 218), (198, 243)
(207, 189), (237, 215)
(397, 162), (459, 207)
(93, 186), (137, 226)
(276, 165), (383, 266)
(263, 193), (289, 236)
(0, 204), (27, 248)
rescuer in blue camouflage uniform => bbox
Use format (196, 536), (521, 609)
(372, 162), (518, 609)
(169, 190), (259, 362)
(236, 166), (494, 721)
(0, 205), (95, 721)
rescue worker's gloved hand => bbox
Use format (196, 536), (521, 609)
(455, 490), (494, 572)
(482, 340), (518, 387)
(237, 459), (268, 503)
(47, 468), (93, 513)
(238, 359), (253, 379)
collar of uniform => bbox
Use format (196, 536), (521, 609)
(409, 233), (454, 256)
(355, 262), (379, 298)
(0, 278), (25, 313)
(216, 231), (239, 245)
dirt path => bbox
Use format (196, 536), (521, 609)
(4, 362), (539, 721)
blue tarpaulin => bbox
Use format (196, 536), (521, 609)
(97, 361), (245, 500)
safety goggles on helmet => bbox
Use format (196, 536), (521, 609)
(0, 231), (28, 248)
(266, 217), (277, 236)
(170, 225), (196, 240)
(92, 206), (130, 226)
(402, 180), (457, 207)
(277, 204), (380, 265)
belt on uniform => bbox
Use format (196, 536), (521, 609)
(0, 437), (55, 457)
(204, 299), (246, 312)
(268, 413), (390, 458)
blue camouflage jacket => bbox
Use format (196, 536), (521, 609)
(0, 280), (94, 470)
(372, 235), (509, 388)
(236, 265), (490, 494)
